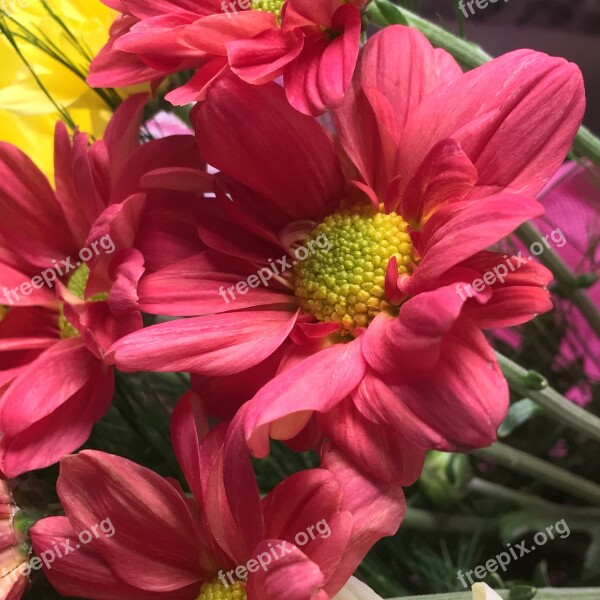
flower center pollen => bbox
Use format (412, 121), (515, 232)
(58, 263), (108, 339)
(251, 0), (285, 18)
(294, 206), (414, 332)
(197, 578), (247, 600)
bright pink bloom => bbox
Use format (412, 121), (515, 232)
(30, 393), (404, 600)
(110, 26), (585, 483)
(88, 0), (365, 115)
(0, 96), (206, 477)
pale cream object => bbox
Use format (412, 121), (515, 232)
(472, 582), (504, 600)
(334, 577), (386, 600)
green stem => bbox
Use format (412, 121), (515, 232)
(516, 222), (600, 339)
(467, 477), (600, 519)
(365, 0), (600, 165)
(497, 352), (600, 444)
(390, 590), (600, 600)
(471, 443), (600, 506)
(403, 507), (494, 534)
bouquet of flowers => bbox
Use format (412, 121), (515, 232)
(0, 1), (599, 599)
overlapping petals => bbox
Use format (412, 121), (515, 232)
(89, 0), (365, 115)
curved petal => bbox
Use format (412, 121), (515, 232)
(110, 310), (298, 374)
(333, 25), (462, 197)
(0, 338), (100, 436)
(459, 251), (553, 327)
(138, 251), (292, 316)
(195, 76), (345, 222)
(57, 451), (201, 592)
(228, 28), (304, 84)
(246, 540), (324, 600)
(0, 143), (76, 268)
(362, 285), (465, 378)
(245, 338), (366, 457)
(404, 194), (545, 295)
(321, 444), (407, 596)
(319, 398), (426, 485)
(0, 364), (114, 477)
(398, 138), (478, 223)
(31, 517), (198, 600)
(397, 49), (585, 198)
(384, 319), (508, 451)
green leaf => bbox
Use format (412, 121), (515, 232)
(498, 399), (542, 438)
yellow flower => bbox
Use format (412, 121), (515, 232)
(0, 0), (126, 178)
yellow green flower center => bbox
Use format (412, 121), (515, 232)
(197, 578), (246, 600)
(58, 263), (108, 339)
(294, 205), (414, 333)
(251, 0), (285, 18)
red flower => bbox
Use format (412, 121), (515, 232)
(88, 0), (365, 115)
(30, 393), (404, 599)
(110, 26), (585, 483)
(0, 96), (207, 477)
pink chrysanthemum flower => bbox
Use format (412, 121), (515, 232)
(30, 393), (403, 600)
(88, 0), (365, 115)
(111, 26), (585, 483)
(0, 96), (206, 477)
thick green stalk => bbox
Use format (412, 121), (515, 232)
(403, 507), (494, 534)
(365, 0), (600, 166)
(472, 443), (600, 506)
(497, 352), (600, 444)
(467, 477), (600, 520)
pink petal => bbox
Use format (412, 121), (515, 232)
(399, 138), (478, 223)
(245, 338), (366, 457)
(388, 320), (508, 450)
(319, 398), (426, 485)
(57, 451), (201, 592)
(321, 444), (407, 596)
(246, 541), (324, 600)
(110, 310), (298, 374)
(228, 28), (303, 84)
(459, 251), (553, 327)
(31, 517), (197, 600)
(398, 48), (585, 198)
(361, 285), (465, 378)
(333, 25), (461, 197)
(0, 364), (113, 477)
(317, 4), (362, 109)
(138, 251), (292, 317)
(195, 75), (345, 222)
(0, 339), (101, 436)
(0, 143), (76, 268)
(405, 194), (545, 295)
(182, 11), (277, 55)
(190, 342), (289, 420)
